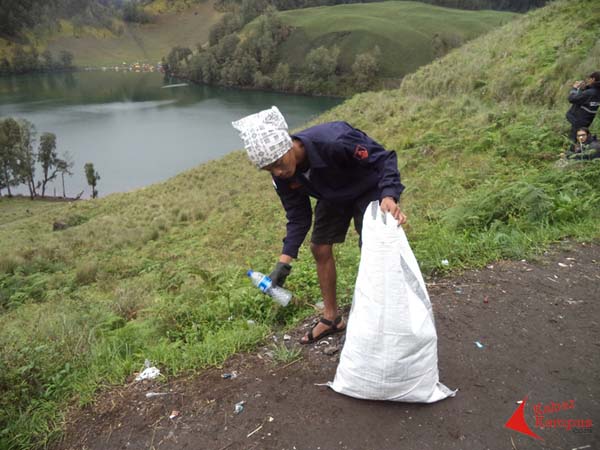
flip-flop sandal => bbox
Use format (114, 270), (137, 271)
(300, 316), (345, 345)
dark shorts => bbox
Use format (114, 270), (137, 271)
(310, 193), (378, 246)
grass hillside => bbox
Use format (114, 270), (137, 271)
(1, 0), (600, 449)
(273, 1), (517, 77)
(0, 0), (221, 67)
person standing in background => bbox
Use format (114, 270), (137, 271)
(566, 71), (600, 141)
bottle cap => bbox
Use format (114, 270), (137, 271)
(247, 270), (253, 277)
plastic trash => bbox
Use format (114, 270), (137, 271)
(145, 392), (169, 398)
(222, 371), (238, 379)
(135, 360), (160, 381)
(247, 424), (263, 437)
(234, 401), (245, 414)
(441, 259), (450, 266)
(169, 410), (180, 419)
(475, 341), (484, 349)
(247, 270), (292, 306)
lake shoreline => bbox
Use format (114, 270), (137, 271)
(0, 71), (342, 197)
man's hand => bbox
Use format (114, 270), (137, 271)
(380, 197), (407, 225)
(269, 262), (292, 287)
(573, 80), (585, 89)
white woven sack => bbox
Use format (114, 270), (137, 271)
(330, 201), (456, 402)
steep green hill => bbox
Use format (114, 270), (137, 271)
(274, 1), (517, 77)
(1, 1), (599, 449)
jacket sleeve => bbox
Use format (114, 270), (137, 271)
(327, 125), (405, 201)
(568, 87), (592, 105)
(567, 141), (600, 160)
(272, 177), (312, 259)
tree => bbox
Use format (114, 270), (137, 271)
(352, 47), (381, 91)
(11, 46), (37, 73)
(41, 49), (55, 70)
(59, 50), (74, 69)
(165, 46), (192, 73)
(15, 119), (38, 199)
(304, 45), (339, 92)
(0, 118), (22, 197)
(0, 58), (11, 74)
(272, 62), (290, 91)
(122, 1), (154, 23)
(240, 0), (269, 25)
(208, 13), (241, 46)
(38, 132), (62, 197)
(201, 51), (219, 84)
(215, 34), (240, 65)
(84, 162), (100, 198)
(56, 151), (74, 198)
(306, 46), (339, 79)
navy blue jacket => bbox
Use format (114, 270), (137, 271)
(273, 121), (404, 258)
(566, 83), (600, 127)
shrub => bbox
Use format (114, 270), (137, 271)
(74, 261), (98, 285)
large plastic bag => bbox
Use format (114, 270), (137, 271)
(330, 201), (456, 402)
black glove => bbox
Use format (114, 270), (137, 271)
(269, 262), (292, 287)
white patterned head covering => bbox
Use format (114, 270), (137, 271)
(232, 106), (292, 168)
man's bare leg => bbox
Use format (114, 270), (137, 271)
(301, 243), (346, 343)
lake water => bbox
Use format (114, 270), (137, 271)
(0, 72), (341, 197)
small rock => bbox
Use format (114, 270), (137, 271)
(52, 221), (68, 231)
(283, 334), (291, 341)
(323, 345), (340, 356)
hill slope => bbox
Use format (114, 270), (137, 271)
(46, 2), (221, 66)
(1, 1), (599, 449)
(0, 0), (221, 67)
(274, 1), (517, 77)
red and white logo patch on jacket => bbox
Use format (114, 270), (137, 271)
(354, 145), (369, 160)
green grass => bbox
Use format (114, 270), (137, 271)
(274, 1), (518, 77)
(271, 342), (303, 364)
(1, 1), (600, 449)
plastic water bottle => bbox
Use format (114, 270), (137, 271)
(247, 270), (292, 306)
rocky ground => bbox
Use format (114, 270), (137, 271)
(55, 242), (599, 450)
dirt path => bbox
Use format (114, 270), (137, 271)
(56, 242), (599, 450)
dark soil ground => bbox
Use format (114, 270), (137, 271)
(56, 242), (599, 450)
